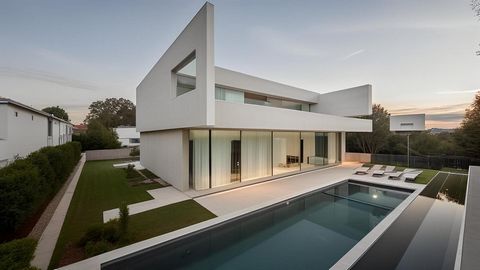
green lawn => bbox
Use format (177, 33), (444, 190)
(49, 160), (215, 269)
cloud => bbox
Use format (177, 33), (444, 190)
(436, 89), (479, 95)
(340, 49), (365, 61)
(0, 67), (99, 91)
(250, 27), (325, 57)
(389, 103), (468, 128)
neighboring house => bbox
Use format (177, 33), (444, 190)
(73, 123), (88, 135)
(0, 97), (73, 167)
(114, 126), (140, 147)
(136, 3), (373, 192)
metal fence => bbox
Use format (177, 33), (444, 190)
(371, 154), (480, 170)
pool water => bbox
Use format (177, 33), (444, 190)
(103, 181), (412, 270)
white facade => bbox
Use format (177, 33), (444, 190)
(114, 127), (140, 147)
(0, 98), (73, 167)
(137, 3), (373, 191)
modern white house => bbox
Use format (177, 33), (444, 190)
(0, 97), (73, 167)
(137, 3), (373, 192)
(114, 126), (140, 147)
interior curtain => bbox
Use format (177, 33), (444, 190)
(242, 131), (272, 181)
(191, 130), (209, 190)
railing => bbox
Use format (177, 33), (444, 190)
(371, 153), (480, 170)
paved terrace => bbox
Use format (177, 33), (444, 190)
(195, 163), (423, 216)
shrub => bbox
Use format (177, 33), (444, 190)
(129, 147), (140, 157)
(0, 142), (81, 235)
(0, 238), (37, 270)
(125, 164), (138, 179)
(119, 204), (129, 235)
(79, 221), (120, 247)
(84, 240), (112, 257)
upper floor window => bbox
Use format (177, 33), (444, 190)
(173, 52), (196, 96)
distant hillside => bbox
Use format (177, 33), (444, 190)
(428, 128), (455, 134)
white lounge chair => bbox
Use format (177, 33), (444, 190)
(372, 165), (387, 177)
(354, 166), (369, 174)
(373, 166), (395, 177)
(404, 170), (423, 182)
(387, 168), (420, 180)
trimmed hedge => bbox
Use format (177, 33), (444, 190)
(0, 142), (81, 236)
(0, 238), (37, 270)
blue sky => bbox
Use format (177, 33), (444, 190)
(1, 0), (479, 127)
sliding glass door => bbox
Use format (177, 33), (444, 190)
(189, 130), (210, 190)
(241, 131), (272, 181)
(273, 132), (300, 175)
(211, 130), (241, 188)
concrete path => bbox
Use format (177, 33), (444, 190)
(194, 163), (423, 216)
(102, 187), (190, 222)
(31, 154), (86, 270)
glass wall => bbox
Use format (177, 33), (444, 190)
(189, 129), (341, 190)
(241, 131), (272, 181)
(215, 86), (245, 103)
(189, 130), (209, 190)
(211, 130), (241, 188)
(273, 132), (300, 175)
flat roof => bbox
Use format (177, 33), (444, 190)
(0, 97), (72, 125)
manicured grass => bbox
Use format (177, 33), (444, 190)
(128, 200), (216, 242)
(440, 167), (469, 174)
(49, 160), (165, 269)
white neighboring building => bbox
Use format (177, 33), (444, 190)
(0, 98), (73, 167)
(114, 126), (140, 147)
(137, 3), (373, 192)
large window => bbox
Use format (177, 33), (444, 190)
(241, 131), (272, 181)
(273, 132), (300, 175)
(215, 86), (244, 103)
(174, 52), (196, 96)
(189, 129), (341, 190)
(211, 130), (241, 188)
(189, 130), (209, 190)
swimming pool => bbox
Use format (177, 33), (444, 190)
(103, 180), (413, 270)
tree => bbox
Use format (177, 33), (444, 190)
(84, 98), (135, 128)
(455, 92), (480, 158)
(42, 106), (69, 121)
(347, 104), (390, 154)
(73, 120), (121, 150)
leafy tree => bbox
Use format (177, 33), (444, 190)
(347, 104), (390, 154)
(85, 98), (135, 128)
(42, 106), (70, 121)
(455, 92), (480, 158)
(73, 120), (121, 150)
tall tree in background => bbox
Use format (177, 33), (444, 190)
(456, 92), (480, 158)
(85, 98), (135, 128)
(42, 106), (70, 121)
(473, 0), (480, 55)
(348, 104), (390, 154)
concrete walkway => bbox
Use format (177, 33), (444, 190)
(102, 187), (190, 222)
(195, 163), (423, 216)
(31, 154), (86, 270)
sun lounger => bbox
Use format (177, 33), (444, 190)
(384, 166), (395, 173)
(404, 170), (423, 182)
(388, 168), (421, 180)
(354, 166), (369, 174)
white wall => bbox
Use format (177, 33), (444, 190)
(0, 103), (73, 167)
(136, 3), (215, 132)
(310, 85), (372, 117)
(3, 105), (48, 161)
(115, 127), (140, 147)
(215, 100), (372, 132)
(140, 130), (189, 191)
(215, 67), (319, 103)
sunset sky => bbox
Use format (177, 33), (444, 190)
(1, 0), (479, 128)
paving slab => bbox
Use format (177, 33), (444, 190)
(103, 187), (190, 222)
